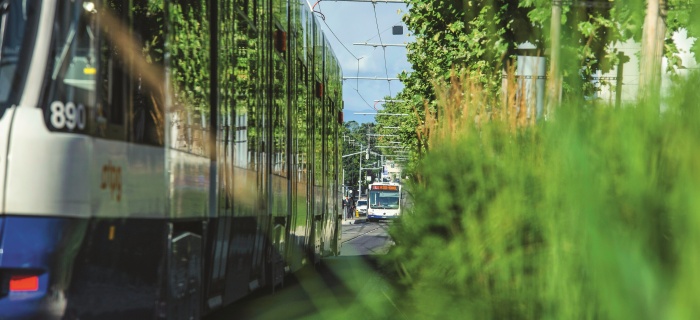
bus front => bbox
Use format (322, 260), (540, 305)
(367, 184), (401, 221)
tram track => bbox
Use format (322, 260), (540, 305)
(341, 223), (390, 244)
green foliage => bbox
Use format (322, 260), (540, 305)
(169, 1), (210, 116)
(342, 122), (377, 190)
(383, 71), (700, 318)
(383, 1), (699, 171)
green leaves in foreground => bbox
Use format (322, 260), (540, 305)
(384, 72), (700, 319)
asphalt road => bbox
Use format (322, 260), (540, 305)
(205, 221), (400, 320)
(340, 220), (394, 256)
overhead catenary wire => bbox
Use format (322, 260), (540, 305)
(372, 2), (392, 98)
(314, 0), (408, 113)
(318, 11), (375, 110)
(311, 0), (326, 20)
(364, 19), (404, 43)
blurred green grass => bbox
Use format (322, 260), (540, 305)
(380, 71), (700, 319)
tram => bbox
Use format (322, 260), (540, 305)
(0, 0), (343, 318)
(366, 182), (401, 222)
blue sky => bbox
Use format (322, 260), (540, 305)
(310, 0), (414, 124)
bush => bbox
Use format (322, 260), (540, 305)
(384, 71), (700, 319)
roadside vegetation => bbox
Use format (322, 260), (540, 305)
(383, 70), (700, 318)
(375, 0), (700, 318)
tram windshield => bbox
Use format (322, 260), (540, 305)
(368, 190), (400, 210)
(0, 0), (40, 111)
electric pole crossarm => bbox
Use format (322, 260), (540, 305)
(342, 150), (365, 158)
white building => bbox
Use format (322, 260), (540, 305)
(382, 160), (402, 183)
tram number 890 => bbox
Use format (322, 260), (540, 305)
(50, 101), (87, 131)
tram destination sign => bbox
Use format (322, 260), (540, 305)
(371, 185), (399, 191)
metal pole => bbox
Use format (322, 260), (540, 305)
(358, 143), (362, 197)
(546, 0), (562, 117)
(639, 0), (667, 104)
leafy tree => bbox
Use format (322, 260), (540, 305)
(341, 122), (380, 193)
(383, 0), (697, 163)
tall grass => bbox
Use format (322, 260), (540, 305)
(384, 69), (700, 319)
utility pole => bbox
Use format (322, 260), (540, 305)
(358, 143), (363, 197)
(546, 0), (562, 117)
(639, 0), (667, 105)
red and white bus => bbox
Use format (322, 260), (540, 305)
(366, 182), (401, 222)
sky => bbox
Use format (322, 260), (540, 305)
(309, 0), (414, 124)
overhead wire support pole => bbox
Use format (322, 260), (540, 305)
(342, 150), (365, 158)
(546, 0), (562, 118)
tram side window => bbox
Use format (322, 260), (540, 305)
(168, 0), (211, 156)
(96, 0), (128, 140)
(1, 0), (41, 109)
(42, 0), (98, 133)
(130, 0), (165, 145)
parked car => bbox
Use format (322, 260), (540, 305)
(356, 198), (368, 218)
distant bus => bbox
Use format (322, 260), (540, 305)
(367, 182), (402, 222)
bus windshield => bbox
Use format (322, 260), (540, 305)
(368, 190), (400, 209)
(0, 0), (40, 111)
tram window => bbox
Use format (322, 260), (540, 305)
(130, 0), (165, 145)
(167, 0), (211, 156)
(272, 28), (287, 177)
(1, 0), (41, 109)
(41, 0), (98, 133)
(93, 0), (130, 140)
